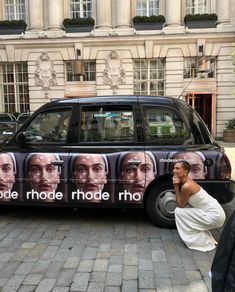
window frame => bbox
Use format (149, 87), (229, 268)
(3, 0), (28, 21)
(78, 105), (137, 144)
(21, 107), (73, 145)
(142, 105), (190, 144)
(65, 61), (96, 82)
(69, 0), (93, 18)
(135, 0), (160, 16)
(185, 0), (210, 14)
(133, 59), (165, 96)
(183, 56), (216, 79)
(0, 62), (29, 113)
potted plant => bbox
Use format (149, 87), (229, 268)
(184, 13), (218, 28)
(132, 15), (165, 30)
(63, 17), (95, 32)
(0, 19), (27, 35)
(223, 118), (235, 142)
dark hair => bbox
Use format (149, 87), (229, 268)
(177, 160), (191, 174)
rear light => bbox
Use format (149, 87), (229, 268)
(218, 153), (232, 179)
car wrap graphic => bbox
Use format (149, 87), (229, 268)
(0, 150), (227, 204)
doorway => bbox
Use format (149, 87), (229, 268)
(186, 93), (213, 133)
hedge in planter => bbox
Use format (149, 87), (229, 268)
(0, 19), (27, 35)
(63, 17), (95, 32)
(223, 118), (235, 142)
(132, 15), (165, 30)
(184, 13), (218, 28)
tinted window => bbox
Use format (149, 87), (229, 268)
(80, 106), (134, 143)
(23, 109), (71, 143)
(143, 106), (188, 143)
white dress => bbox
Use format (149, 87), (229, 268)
(175, 187), (226, 252)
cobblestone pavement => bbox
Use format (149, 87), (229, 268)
(0, 143), (234, 292)
(0, 198), (234, 292)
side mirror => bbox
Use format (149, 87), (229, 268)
(15, 131), (26, 144)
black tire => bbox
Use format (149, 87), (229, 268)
(145, 181), (177, 229)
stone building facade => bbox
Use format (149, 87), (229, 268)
(0, 0), (234, 138)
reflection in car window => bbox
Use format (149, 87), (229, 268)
(143, 107), (188, 143)
(80, 106), (134, 143)
(23, 109), (72, 143)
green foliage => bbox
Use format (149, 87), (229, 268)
(225, 118), (235, 130)
(184, 13), (218, 22)
(133, 15), (165, 24)
(63, 17), (95, 26)
(0, 19), (27, 28)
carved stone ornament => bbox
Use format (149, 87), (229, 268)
(34, 52), (57, 98)
(103, 51), (126, 94)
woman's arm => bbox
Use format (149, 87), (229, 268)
(172, 176), (191, 208)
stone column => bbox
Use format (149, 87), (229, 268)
(29, 0), (43, 30)
(96, 0), (112, 28)
(165, 0), (182, 26)
(216, 0), (230, 26)
(48, 0), (63, 30)
(116, 0), (131, 28)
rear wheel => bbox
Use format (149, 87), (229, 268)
(145, 181), (177, 228)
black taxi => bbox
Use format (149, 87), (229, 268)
(1, 95), (234, 228)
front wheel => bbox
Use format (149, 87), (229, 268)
(145, 181), (177, 228)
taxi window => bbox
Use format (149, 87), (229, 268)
(80, 106), (134, 143)
(23, 109), (71, 143)
(143, 106), (188, 143)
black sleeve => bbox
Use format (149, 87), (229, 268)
(211, 211), (235, 292)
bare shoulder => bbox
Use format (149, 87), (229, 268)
(182, 179), (200, 194)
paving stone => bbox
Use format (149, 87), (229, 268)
(138, 270), (155, 289)
(17, 285), (37, 292)
(21, 242), (36, 249)
(70, 272), (90, 291)
(108, 264), (122, 273)
(104, 286), (121, 292)
(124, 244), (137, 254)
(52, 287), (70, 292)
(106, 272), (122, 286)
(23, 273), (43, 285)
(123, 265), (138, 280)
(86, 282), (105, 292)
(151, 250), (167, 262)
(90, 271), (107, 283)
(124, 254), (137, 265)
(93, 259), (109, 271)
(15, 262), (35, 275)
(78, 259), (94, 272)
(63, 256), (80, 269)
(2, 275), (25, 292)
(35, 277), (56, 292)
(56, 269), (76, 287)
(122, 280), (138, 292)
(138, 259), (153, 271)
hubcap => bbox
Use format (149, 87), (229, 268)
(156, 189), (177, 219)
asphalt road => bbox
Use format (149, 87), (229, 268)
(0, 196), (234, 292)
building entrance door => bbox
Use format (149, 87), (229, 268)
(186, 93), (213, 133)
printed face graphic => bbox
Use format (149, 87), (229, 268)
(0, 153), (15, 199)
(120, 152), (155, 196)
(73, 154), (107, 197)
(172, 152), (205, 179)
(27, 154), (60, 200)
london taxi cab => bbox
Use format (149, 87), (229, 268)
(1, 95), (234, 228)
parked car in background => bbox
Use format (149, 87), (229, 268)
(0, 96), (234, 228)
(16, 112), (31, 130)
(0, 113), (18, 144)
